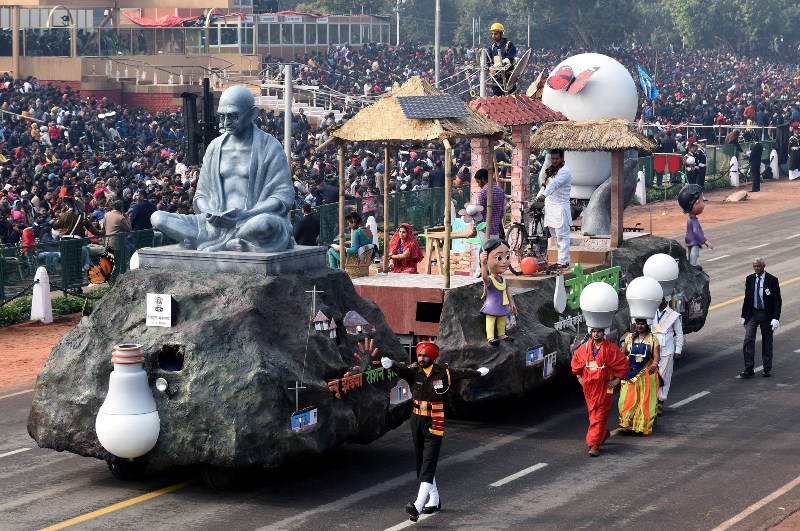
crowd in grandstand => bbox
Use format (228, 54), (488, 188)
(1, 39), (799, 248)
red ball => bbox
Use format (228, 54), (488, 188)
(520, 257), (538, 275)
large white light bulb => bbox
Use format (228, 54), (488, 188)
(95, 344), (160, 459)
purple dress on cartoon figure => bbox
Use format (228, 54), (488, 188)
(481, 276), (511, 316)
(685, 215), (706, 246)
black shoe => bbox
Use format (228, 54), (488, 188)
(488, 338), (500, 347)
(762, 371), (771, 377)
(421, 502), (441, 514)
(739, 370), (754, 379)
(406, 503), (419, 522)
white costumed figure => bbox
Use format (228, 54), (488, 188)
(653, 297), (684, 412)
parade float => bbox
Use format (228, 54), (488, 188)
(27, 72), (710, 487)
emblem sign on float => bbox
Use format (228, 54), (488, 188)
(146, 293), (172, 327)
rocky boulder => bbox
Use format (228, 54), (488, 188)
(28, 267), (410, 469)
(435, 235), (709, 412)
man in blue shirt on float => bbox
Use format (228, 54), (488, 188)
(488, 22), (516, 96)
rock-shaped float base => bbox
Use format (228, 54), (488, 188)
(28, 266), (410, 469)
(437, 235), (709, 412)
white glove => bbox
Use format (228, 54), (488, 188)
(771, 319), (780, 331)
(502, 58), (510, 66)
(380, 357), (393, 369)
(741, 318), (746, 326)
(477, 367), (489, 376)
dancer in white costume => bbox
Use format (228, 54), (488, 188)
(653, 297), (684, 415)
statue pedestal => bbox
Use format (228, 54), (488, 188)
(137, 245), (327, 276)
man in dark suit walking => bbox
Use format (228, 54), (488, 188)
(740, 257), (781, 378)
(749, 142), (764, 192)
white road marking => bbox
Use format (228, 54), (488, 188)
(0, 448), (31, 459)
(669, 391), (710, 409)
(794, 349), (800, 353)
(786, 233), (800, 240)
(0, 388), (33, 400)
(710, 473), (800, 530)
(705, 254), (731, 262)
(490, 463), (548, 487)
(257, 409), (579, 530)
(748, 243), (770, 250)
(383, 513), (434, 530)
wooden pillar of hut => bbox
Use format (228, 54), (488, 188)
(610, 149), (625, 249)
(443, 139), (453, 288)
(339, 142), (346, 268)
(383, 143), (390, 273)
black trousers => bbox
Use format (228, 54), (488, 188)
(411, 414), (442, 483)
(751, 170), (761, 192)
(743, 309), (773, 372)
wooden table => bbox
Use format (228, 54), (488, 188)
(419, 231), (473, 275)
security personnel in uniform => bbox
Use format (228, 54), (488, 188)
(488, 22), (516, 96)
(382, 341), (489, 521)
(696, 138), (708, 189)
(788, 122), (800, 180)
(684, 138), (699, 186)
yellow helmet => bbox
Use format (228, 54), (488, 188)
(490, 23), (505, 32)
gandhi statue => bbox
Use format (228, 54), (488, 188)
(151, 86), (294, 253)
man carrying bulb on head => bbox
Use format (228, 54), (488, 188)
(381, 341), (489, 522)
(653, 296), (684, 415)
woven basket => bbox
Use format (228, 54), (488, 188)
(345, 249), (374, 278)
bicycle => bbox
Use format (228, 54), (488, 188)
(504, 200), (548, 275)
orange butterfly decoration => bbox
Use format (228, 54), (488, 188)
(88, 247), (115, 284)
(527, 69), (548, 100)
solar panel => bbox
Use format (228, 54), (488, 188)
(397, 95), (468, 119)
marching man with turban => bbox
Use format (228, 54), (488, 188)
(382, 341), (489, 521)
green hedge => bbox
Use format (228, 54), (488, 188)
(0, 286), (110, 327)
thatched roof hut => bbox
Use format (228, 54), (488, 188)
(322, 77), (505, 288)
(530, 118), (655, 249)
(329, 76), (504, 143)
(530, 118), (656, 152)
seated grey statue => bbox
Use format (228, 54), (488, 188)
(151, 86), (294, 253)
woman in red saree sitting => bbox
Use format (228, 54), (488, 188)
(389, 223), (424, 273)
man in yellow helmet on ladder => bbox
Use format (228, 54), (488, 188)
(488, 22), (517, 96)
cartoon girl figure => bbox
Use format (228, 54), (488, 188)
(480, 237), (518, 347)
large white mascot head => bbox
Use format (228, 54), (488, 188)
(542, 53), (638, 199)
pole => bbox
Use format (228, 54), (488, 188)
(396, 0), (400, 47)
(610, 150), (625, 248)
(11, 6), (19, 78)
(479, 49), (486, 98)
(652, 48), (657, 121)
(339, 143), (346, 269)
(284, 64), (292, 164)
(383, 143), (390, 273)
(484, 136), (494, 241)
(434, 0), (441, 87)
(443, 139), (453, 289)
(527, 11), (530, 48)
(201, 78), (214, 150)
